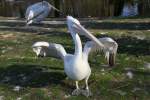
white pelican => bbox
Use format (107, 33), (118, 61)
(25, 1), (61, 25)
(32, 16), (117, 97)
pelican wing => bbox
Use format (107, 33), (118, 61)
(32, 42), (67, 60)
(26, 10), (45, 24)
(83, 37), (118, 66)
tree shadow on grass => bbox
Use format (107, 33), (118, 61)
(83, 21), (150, 30)
(0, 19), (150, 38)
(116, 36), (150, 56)
(1, 20), (150, 30)
(0, 64), (68, 88)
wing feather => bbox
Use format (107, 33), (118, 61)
(83, 37), (118, 66)
(32, 42), (66, 60)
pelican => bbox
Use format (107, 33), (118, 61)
(32, 16), (115, 97)
(25, 1), (61, 25)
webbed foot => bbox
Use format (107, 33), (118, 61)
(81, 89), (92, 97)
(72, 89), (81, 96)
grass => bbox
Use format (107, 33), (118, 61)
(0, 17), (150, 100)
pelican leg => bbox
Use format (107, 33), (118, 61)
(81, 77), (92, 97)
(109, 53), (115, 66)
(72, 81), (81, 96)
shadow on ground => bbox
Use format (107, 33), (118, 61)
(84, 21), (150, 30)
(116, 36), (150, 56)
(0, 64), (67, 88)
(0, 20), (150, 34)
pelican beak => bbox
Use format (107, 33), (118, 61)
(51, 6), (61, 13)
(73, 23), (104, 48)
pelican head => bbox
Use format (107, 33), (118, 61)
(67, 16), (104, 48)
(42, 1), (50, 7)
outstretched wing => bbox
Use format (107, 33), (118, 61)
(32, 42), (67, 60)
(83, 37), (118, 66)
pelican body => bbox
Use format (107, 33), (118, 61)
(32, 16), (118, 96)
(25, 1), (60, 25)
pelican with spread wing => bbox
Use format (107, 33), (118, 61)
(32, 16), (117, 97)
(25, 1), (61, 25)
(32, 37), (118, 66)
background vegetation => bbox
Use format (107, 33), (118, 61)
(0, 0), (150, 17)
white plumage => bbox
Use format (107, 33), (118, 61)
(32, 42), (66, 59)
(32, 16), (118, 96)
(25, 1), (60, 25)
(99, 37), (118, 66)
(84, 37), (118, 66)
